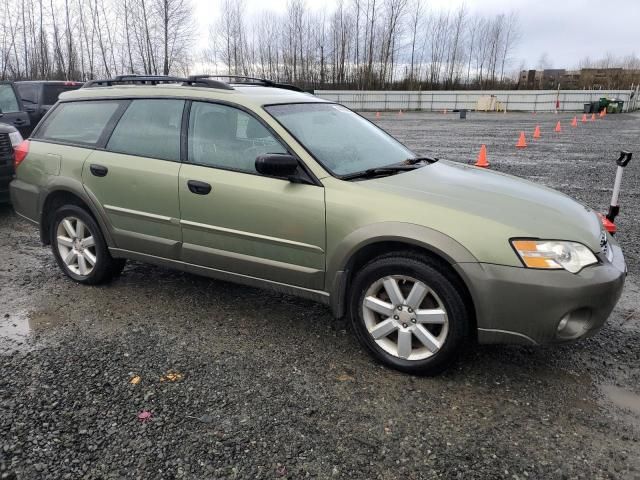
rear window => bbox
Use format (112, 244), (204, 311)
(43, 85), (81, 105)
(0, 84), (20, 113)
(106, 99), (184, 162)
(37, 101), (121, 145)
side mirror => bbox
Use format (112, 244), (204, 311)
(255, 154), (299, 179)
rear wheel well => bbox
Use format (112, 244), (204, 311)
(41, 191), (92, 245)
(341, 241), (477, 336)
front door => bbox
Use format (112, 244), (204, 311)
(178, 101), (325, 290)
(82, 99), (185, 259)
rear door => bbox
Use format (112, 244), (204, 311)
(15, 83), (40, 127)
(0, 83), (30, 137)
(82, 99), (185, 259)
(178, 101), (326, 290)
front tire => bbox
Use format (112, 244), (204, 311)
(349, 253), (470, 375)
(50, 205), (122, 285)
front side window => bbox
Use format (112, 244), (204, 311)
(0, 84), (20, 113)
(37, 101), (121, 145)
(265, 103), (415, 176)
(107, 99), (184, 162)
(188, 102), (287, 173)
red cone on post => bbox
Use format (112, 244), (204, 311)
(475, 144), (489, 168)
(516, 131), (527, 148)
(581, 113), (587, 123)
(555, 121), (562, 133)
(533, 125), (541, 139)
(571, 116), (578, 127)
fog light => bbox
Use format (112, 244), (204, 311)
(556, 308), (593, 341)
(557, 315), (569, 332)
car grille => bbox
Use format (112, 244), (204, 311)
(0, 133), (12, 158)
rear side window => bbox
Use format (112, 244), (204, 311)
(43, 85), (81, 105)
(16, 84), (39, 104)
(0, 84), (20, 113)
(37, 101), (121, 145)
(107, 99), (184, 162)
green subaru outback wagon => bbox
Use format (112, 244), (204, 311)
(10, 75), (627, 375)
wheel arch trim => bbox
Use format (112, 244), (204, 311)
(39, 179), (116, 247)
(327, 222), (479, 317)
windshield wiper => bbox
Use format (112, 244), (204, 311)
(342, 164), (419, 180)
(342, 156), (438, 181)
(403, 156), (439, 165)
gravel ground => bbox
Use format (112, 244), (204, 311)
(1, 111), (639, 480)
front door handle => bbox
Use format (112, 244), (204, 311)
(187, 180), (212, 195)
(89, 164), (108, 177)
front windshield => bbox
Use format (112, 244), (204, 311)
(264, 103), (415, 176)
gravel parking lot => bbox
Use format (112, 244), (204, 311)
(1, 111), (639, 479)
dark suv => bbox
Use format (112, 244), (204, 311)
(15, 81), (82, 134)
(0, 81), (30, 137)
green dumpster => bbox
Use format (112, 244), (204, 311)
(598, 97), (610, 112)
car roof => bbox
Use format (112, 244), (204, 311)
(58, 84), (328, 109)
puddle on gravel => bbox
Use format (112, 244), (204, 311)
(601, 385), (640, 424)
(0, 310), (63, 353)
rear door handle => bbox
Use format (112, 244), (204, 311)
(13, 119), (26, 125)
(187, 180), (212, 195)
(89, 164), (108, 177)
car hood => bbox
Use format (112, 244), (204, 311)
(361, 160), (603, 258)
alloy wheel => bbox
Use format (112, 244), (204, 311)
(56, 217), (97, 276)
(362, 275), (449, 361)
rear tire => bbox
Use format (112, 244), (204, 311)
(50, 205), (121, 285)
(348, 253), (470, 375)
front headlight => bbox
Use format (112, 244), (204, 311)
(511, 239), (598, 274)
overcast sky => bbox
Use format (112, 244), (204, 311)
(194, 0), (640, 69)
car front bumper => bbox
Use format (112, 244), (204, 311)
(455, 239), (627, 345)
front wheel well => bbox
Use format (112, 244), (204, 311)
(338, 241), (477, 337)
(40, 190), (93, 245)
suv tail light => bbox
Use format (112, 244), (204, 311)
(14, 140), (30, 170)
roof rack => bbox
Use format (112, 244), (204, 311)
(82, 74), (234, 90)
(188, 75), (303, 92)
(81, 74), (304, 93)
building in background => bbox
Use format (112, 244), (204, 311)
(518, 68), (640, 90)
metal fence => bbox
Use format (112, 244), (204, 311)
(314, 88), (640, 113)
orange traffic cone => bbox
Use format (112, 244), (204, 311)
(533, 125), (541, 139)
(398, 109), (403, 116)
(591, 113), (596, 121)
(599, 109), (605, 117)
(516, 131), (527, 148)
(375, 111), (381, 118)
(555, 121), (562, 133)
(571, 116), (578, 127)
(602, 109), (607, 117)
(581, 113), (587, 123)
(475, 144), (489, 168)
(443, 108), (447, 114)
